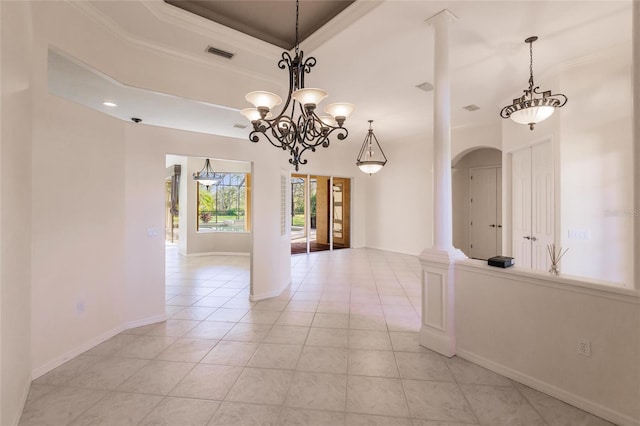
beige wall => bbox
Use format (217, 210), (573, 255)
(1, 2), (34, 424)
(455, 261), (640, 425)
(559, 43), (633, 286)
(26, 0), (298, 382)
(365, 134), (433, 255)
(501, 43), (633, 287)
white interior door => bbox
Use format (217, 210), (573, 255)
(511, 148), (532, 268)
(511, 141), (553, 271)
(469, 167), (498, 260)
(531, 142), (554, 270)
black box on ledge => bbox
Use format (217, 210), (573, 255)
(488, 256), (515, 268)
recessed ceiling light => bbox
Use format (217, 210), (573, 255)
(233, 123), (248, 129)
(102, 101), (117, 107)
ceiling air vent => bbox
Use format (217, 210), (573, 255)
(206, 46), (234, 59)
(415, 82), (434, 92)
(233, 123), (248, 129)
(463, 104), (480, 112)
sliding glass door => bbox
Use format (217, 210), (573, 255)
(291, 174), (350, 255)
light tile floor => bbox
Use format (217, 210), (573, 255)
(20, 246), (615, 426)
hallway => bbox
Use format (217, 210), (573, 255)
(19, 247), (612, 425)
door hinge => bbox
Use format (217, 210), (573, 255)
(470, 221), (473, 226)
(470, 244), (473, 248)
(470, 198), (473, 203)
(470, 175), (473, 180)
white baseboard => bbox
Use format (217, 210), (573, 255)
(31, 313), (167, 380)
(185, 251), (250, 257)
(10, 371), (32, 426)
(123, 313), (168, 330)
(456, 348), (640, 426)
(250, 281), (291, 302)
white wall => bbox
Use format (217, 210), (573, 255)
(452, 122), (501, 163)
(26, 0), (299, 381)
(559, 43), (633, 286)
(365, 134), (433, 255)
(0, 2), (34, 424)
(452, 148), (502, 255)
(502, 43), (634, 287)
(455, 261), (640, 425)
(31, 84), (127, 374)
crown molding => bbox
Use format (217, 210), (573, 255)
(142, 0), (283, 60)
(66, 0), (281, 87)
(300, 0), (383, 53)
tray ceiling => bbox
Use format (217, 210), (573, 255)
(164, 0), (355, 50)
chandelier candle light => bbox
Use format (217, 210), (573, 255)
(500, 36), (567, 130)
(356, 120), (387, 175)
(192, 158), (220, 189)
(240, 0), (355, 171)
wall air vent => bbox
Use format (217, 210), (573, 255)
(233, 123), (248, 129)
(415, 82), (434, 92)
(463, 104), (480, 112)
(206, 46), (234, 59)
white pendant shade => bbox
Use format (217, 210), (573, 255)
(318, 116), (336, 127)
(245, 91), (282, 110)
(198, 178), (220, 187)
(325, 103), (355, 119)
(292, 88), (328, 106)
(240, 108), (261, 122)
(509, 105), (555, 126)
(357, 162), (384, 174)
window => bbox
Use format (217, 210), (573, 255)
(197, 173), (250, 232)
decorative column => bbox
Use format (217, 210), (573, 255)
(419, 9), (465, 357)
(634, 0), (640, 290)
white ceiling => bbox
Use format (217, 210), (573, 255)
(49, 0), (632, 144)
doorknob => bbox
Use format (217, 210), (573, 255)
(523, 236), (531, 240)
(489, 224), (496, 228)
(497, 225), (502, 228)
(531, 236), (537, 241)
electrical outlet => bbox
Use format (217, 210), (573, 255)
(577, 339), (591, 357)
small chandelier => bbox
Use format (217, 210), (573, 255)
(500, 36), (567, 130)
(356, 120), (387, 175)
(192, 158), (220, 189)
(240, 0), (355, 171)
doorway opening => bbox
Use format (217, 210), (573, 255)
(165, 165), (181, 243)
(291, 174), (351, 255)
(452, 147), (503, 260)
(164, 154), (252, 317)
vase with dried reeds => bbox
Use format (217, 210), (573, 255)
(547, 243), (568, 275)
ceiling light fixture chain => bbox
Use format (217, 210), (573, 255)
(241, 0), (354, 171)
(499, 36), (567, 130)
(192, 158), (221, 189)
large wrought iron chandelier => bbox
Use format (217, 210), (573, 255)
(500, 36), (567, 130)
(192, 158), (220, 189)
(240, 0), (355, 171)
(356, 120), (387, 175)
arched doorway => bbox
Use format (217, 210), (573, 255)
(452, 147), (503, 259)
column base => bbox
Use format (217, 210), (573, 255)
(419, 247), (466, 358)
(419, 324), (456, 358)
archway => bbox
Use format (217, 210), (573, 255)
(452, 147), (503, 259)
